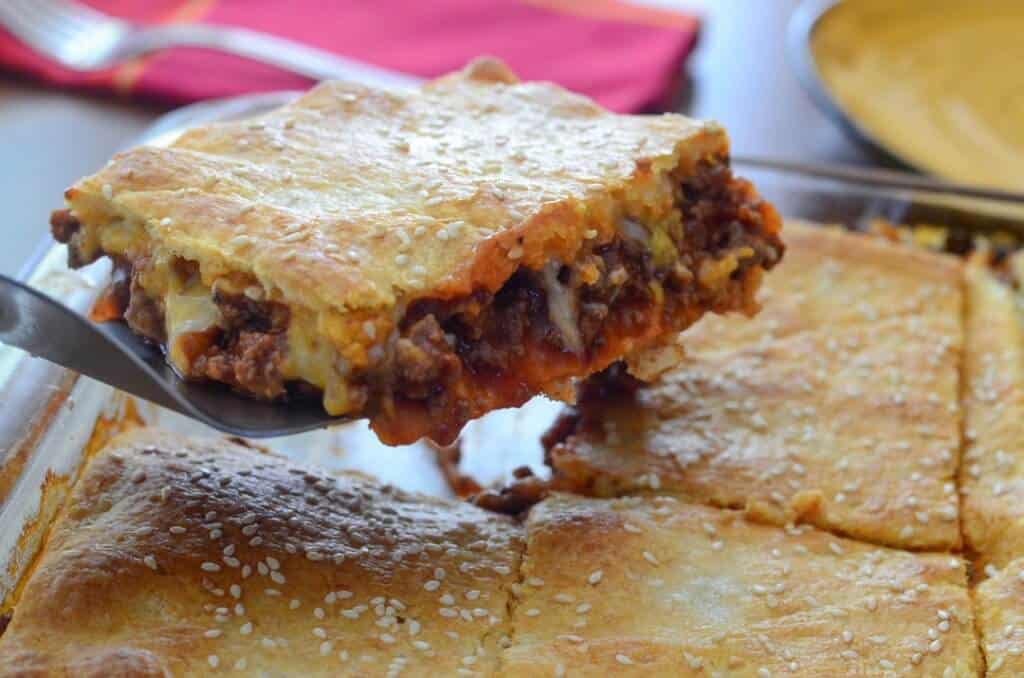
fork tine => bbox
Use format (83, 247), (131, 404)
(0, 0), (113, 66)
(0, 0), (66, 57)
(31, 0), (107, 32)
(16, 0), (101, 41)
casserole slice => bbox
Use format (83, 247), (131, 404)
(51, 58), (783, 444)
(544, 225), (964, 550)
(0, 429), (523, 676)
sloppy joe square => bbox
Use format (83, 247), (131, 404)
(548, 312), (962, 550)
(50, 58), (782, 445)
(0, 429), (524, 676)
(504, 494), (980, 676)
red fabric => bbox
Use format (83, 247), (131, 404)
(0, 0), (699, 112)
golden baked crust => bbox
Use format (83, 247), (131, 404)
(548, 313), (962, 550)
(961, 253), (1024, 572)
(975, 555), (1024, 676)
(0, 429), (523, 676)
(52, 58), (782, 445)
(504, 493), (980, 676)
(678, 220), (962, 356)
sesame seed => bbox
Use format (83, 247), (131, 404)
(204, 629), (222, 638)
(201, 562), (221, 573)
(424, 580), (440, 591)
(313, 627), (327, 639)
(554, 593), (575, 604)
(143, 555), (158, 570)
(758, 669), (771, 678)
(289, 599), (300, 610)
(615, 654), (634, 665)
(241, 565), (252, 579)
(588, 570), (603, 585)
(576, 603), (592, 614)
(623, 523), (642, 534)
(395, 254), (409, 266)
(525, 608), (540, 617)
(266, 556), (280, 570)
(169, 526), (186, 534)
(264, 588), (281, 596)
(642, 551), (660, 566)
(527, 577), (545, 587)
(413, 640), (430, 651)
(439, 608), (457, 618)
(325, 592), (337, 604)
(829, 543), (844, 556)
(207, 655), (219, 668)
(270, 571), (286, 585)
(929, 639), (942, 653)
(508, 246), (524, 260)
(101, 183), (113, 199)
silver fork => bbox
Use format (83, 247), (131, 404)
(0, 0), (419, 89)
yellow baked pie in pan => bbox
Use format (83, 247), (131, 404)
(49, 59), (783, 445)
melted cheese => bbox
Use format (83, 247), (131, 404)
(540, 262), (583, 355)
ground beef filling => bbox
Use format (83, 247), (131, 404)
(47, 211), (294, 401)
(155, 288), (289, 400)
(389, 161), (780, 412)
(49, 158), (780, 417)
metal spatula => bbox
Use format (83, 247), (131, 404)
(0, 273), (343, 438)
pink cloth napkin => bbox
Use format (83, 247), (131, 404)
(0, 0), (700, 112)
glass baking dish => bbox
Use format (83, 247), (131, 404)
(1, 93), (1023, 611)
